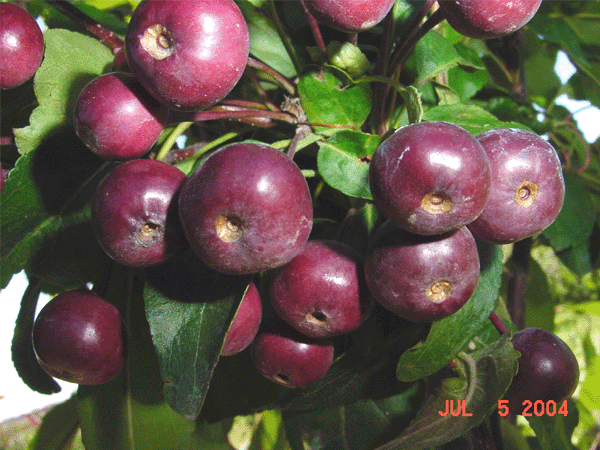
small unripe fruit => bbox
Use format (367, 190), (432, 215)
(32, 289), (125, 385)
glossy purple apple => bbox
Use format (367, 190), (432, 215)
(468, 128), (565, 244)
(503, 328), (579, 415)
(92, 159), (188, 267)
(365, 221), (480, 323)
(369, 121), (491, 236)
(270, 239), (372, 338)
(252, 322), (334, 389)
(438, 0), (542, 39)
(125, 0), (249, 110)
(178, 143), (313, 275)
(32, 289), (124, 385)
(0, 3), (44, 89)
(74, 72), (167, 160)
(305, 0), (395, 33)
(222, 282), (262, 356)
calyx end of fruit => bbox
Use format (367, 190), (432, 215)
(515, 181), (538, 208)
(216, 214), (245, 243)
(141, 24), (175, 60)
(421, 192), (453, 214)
(426, 280), (453, 303)
(139, 222), (162, 244)
(306, 310), (329, 328)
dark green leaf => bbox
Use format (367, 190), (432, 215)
(0, 128), (108, 290)
(337, 203), (384, 256)
(316, 130), (381, 200)
(543, 173), (596, 252)
(13, 29), (113, 154)
(526, 399), (579, 450)
(397, 240), (503, 382)
(422, 104), (531, 135)
(298, 70), (372, 133)
(413, 31), (460, 86)
(28, 396), (79, 450)
(143, 250), (252, 420)
(284, 382), (424, 450)
(525, 259), (556, 332)
(377, 335), (519, 450)
(11, 278), (61, 395)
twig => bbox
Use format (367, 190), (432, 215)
(299, 0), (326, 53)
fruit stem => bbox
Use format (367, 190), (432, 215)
(488, 312), (510, 335)
(44, 0), (124, 53)
(299, 0), (326, 53)
(265, 0), (302, 74)
(247, 57), (296, 95)
(506, 238), (533, 331)
(155, 121), (193, 162)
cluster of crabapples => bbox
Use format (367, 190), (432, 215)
(2, 0), (578, 413)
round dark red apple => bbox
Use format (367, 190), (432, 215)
(178, 142), (313, 275)
(252, 322), (334, 389)
(270, 239), (372, 338)
(32, 289), (125, 385)
(74, 72), (167, 161)
(305, 0), (395, 33)
(438, 0), (542, 40)
(222, 282), (262, 356)
(468, 128), (565, 244)
(0, 3), (44, 89)
(365, 221), (480, 323)
(125, 0), (249, 110)
(369, 121), (491, 236)
(503, 328), (579, 415)
(92, 159), (188, 267)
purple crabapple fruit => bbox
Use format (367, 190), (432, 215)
(437, 0), (542, 40)
(468, 128), (565, 244)
(74, 72), (167, 160)
(0, 3), (44, 89)
(178, 142), (313, 275)
(503, 328), (579, 415)
(92, 159), (188, 268)
(125, 0), (249, 111)
(369, 121), (491, 236)
(365, 221), (480, 323)
(270, 239), (372, 338)
(32, 289), (125, 385)
(304, 0), (395, 33)
(222, 282), (262, 356)
(252, 322), (334, 389)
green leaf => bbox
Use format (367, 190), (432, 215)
(78, 269), (205, 450)
(298, 70), (372, 133)
(413, 31), (460, 86)
(376, 335), (519, 450)
(237, 1), (299, 78)
(422, 104), (531, 135)
(526, 400), (579, 450)
(13, 29), (113, 154)
(397, 240), (504, 382)
(11, 278), (61, 395)
(316, 130), (381, 200)
(143, 250), (252, 420)
(284, 382), (424, 450)
(524, 259), (556, 332)
(543, 173), (596, 252)
(0, 128), (109, 290)
(28, 396), (79, 450)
